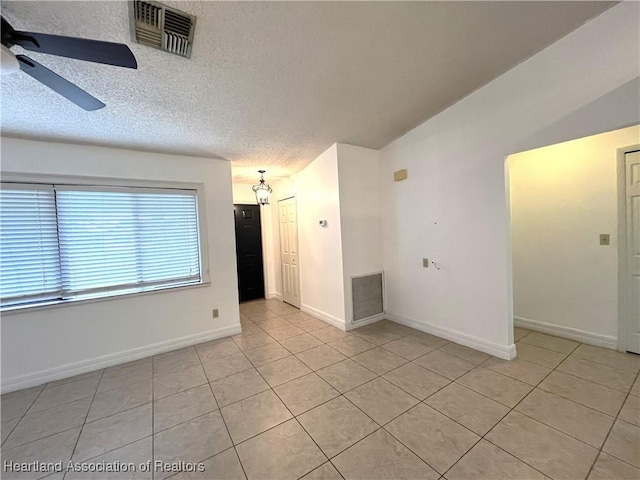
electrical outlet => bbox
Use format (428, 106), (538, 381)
(423, 258), (429, 268)
(599, 234), (610, 246)
(212, 309), (219, 318)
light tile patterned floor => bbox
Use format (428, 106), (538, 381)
(1, 299), (639, 480)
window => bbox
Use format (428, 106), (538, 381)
(0, 182), (204, 310)
(0, 184), (61, 305)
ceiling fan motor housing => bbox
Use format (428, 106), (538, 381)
(1, 44), (19, 74)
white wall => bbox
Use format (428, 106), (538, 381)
(380, 2), (639, 358)
(1, 138), (240, 392)
(337, 144), (383, 325)
(509, 125), (640, 346)
(232, 182), (258, 204)
(295, 145), (347, 325)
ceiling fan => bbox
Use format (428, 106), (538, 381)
(1, 16), (137, 111)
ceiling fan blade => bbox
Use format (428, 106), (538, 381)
(11, 32), (137, 69)
(16, 55), (105, 111)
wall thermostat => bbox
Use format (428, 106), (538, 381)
(319, 220), (328, 227)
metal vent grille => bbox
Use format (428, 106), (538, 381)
(352, 272), (384, 322)
(131, 0), (195, 58)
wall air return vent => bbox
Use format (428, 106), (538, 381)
(130, 0), (196, 58)
(352, 272), (384, 323)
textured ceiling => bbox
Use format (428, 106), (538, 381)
(1, 1), (615, 180)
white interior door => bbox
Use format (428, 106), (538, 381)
(625, 150), (640, 354)
(279, 197), (300, 308)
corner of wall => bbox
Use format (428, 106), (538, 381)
(336, 143), (384, 326)
(388, 312), (516, 360)
(294, 144), (347, 326)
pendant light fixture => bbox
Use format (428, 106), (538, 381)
(252, 170), (273, 205)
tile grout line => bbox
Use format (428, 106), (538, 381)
(517, 330), (581, 354)
(4, 308), (639, 480)
(439, 337), (582, 479)
(166, 333), (444, 475)
(162, 446), (239, 480)
(345, 326), (634, 479)
(66, 379), (154, 428)
(300, 461), (345, 480)
(217, 315), (421, 476)
(1, 382), (47, 447)
(444, 348), (570, 478)
(449, 335), (639, 479)
(271, 322), (453, 476)
(13, 380), (47, 420)
(10, 354), (543, 480)
(17, 371), (154, 475)
(375, 358), (514, 477)
(63, 368), (106, 480)
(59, 437), (155, 474)
(553, 356), (639, 391)
(4, 310), (391, 474)
(67, 421), (151, 467)
(544, 367), (635, 395)
(253, 362), (336, 479)
(220, 339), (340, 478)
(240, 308), (640, 476)
(585, 367), (640, 475)
(234, 323), (497, 438)
(194, 344), (250, 480)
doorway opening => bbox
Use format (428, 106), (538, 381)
(507, 125), (639, 353)
(234, 204), (265, 303)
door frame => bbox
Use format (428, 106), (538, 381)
(617, 144), (640, 352)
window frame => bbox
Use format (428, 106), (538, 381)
(0, 172), (211, 314)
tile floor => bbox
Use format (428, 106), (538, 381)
(1, 298), (639, 480)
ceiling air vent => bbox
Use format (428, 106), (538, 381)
(130, 0), (196, 58)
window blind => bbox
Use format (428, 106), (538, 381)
(55, 187), (201, 297)
(0, 183), (202, 308)
(0, 184), (62, 305)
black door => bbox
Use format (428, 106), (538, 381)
(234, 204), (265, 302)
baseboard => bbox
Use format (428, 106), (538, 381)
(300, 303), (347, 331)
(0, 324), (242, 394)
(347, 313), (386, 331)
(387, 313), (516, 360)
(267, 292), (282, 301)
(514, 316), (618, 349)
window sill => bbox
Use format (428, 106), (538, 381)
(0, 281), (212, 316)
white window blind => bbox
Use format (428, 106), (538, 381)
(0, 184), (62, 305)
(0, 183), (202, 309)
(56, 187), (200, 297)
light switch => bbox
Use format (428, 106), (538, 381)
(423, 258), (429, 268)
(599, 234), (610, 246)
